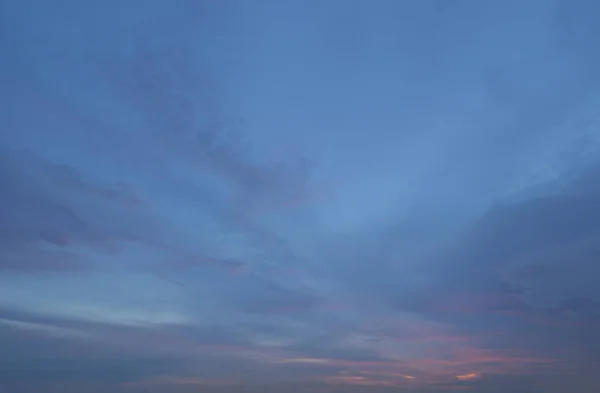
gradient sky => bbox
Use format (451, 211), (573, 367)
(2, 1), (600, 392)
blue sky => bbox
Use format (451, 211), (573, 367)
(2, 0), (600, 392)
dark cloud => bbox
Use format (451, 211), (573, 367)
(367, 164), (600, 384)
(0, 316), (188, 393)
(0, 148), (142, 272)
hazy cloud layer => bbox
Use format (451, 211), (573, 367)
(2, 0), (600, 392)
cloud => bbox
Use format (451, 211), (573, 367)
(0, 313), (186, 393)
(101, 37), (312, 212)
(3, 0), (600, 392)
(0, 148), (148, 273)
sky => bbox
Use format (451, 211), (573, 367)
(2, 0), (600, 392)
